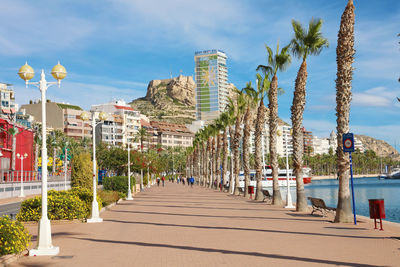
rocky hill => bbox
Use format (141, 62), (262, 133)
(355, 135), (400, 159)
(130, 75), (196, 124)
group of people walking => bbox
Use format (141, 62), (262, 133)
(156, 175), (195, 187)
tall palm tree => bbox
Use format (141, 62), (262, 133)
(233, 90), (246, 195)
(214, 118), (224, 190)
(207, 123), (218, 189)
(254, 73), (271, 201)
(242, 82), (258, 198)
(290, 18), (329, 212)
(257, 42), (291, 206)
(220, 112), (230, 190)
(335, 0), (355, 223)
(225, 97), (238, 194)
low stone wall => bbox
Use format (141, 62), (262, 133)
(0, 180), (71, 199)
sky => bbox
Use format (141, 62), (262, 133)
(0, 0), (399, 149)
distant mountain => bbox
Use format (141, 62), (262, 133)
(130, 75), (196, 124)
(355, 135), (400, 160)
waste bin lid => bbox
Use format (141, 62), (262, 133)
(368, 199), (384, 201)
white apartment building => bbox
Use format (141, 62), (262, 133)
(91, 99), (141, 148)
(249, 124), (293, 158)
(312, 130), (365, 155)
(0, 83), (17, 117)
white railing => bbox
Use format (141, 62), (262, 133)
(0, 170), (71, 183)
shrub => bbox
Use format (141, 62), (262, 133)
(103, 176), (135, 195)
(0, 216), (31, 256)
(98, 190), (124, 207)
(71, 152), (92, 189)
(17, 190), (86, 222)
(70, 187), (103, 218)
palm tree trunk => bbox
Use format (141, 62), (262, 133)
(334, 0), (355, 223)
(291, 60), (308, 211)
(215, 134), (221, 190)
(243, 106), (251, 198)
(233, 115), (242, 195)
(222, 128), (228, 190)
(210, 137), (215, 188)
(229, 126), (235, 194)
(11, 135), (16, 171)
(269, 75), (283, 205)
(255, 103), (266, 201)
(206, 138), (211, 187)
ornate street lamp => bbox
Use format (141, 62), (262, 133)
(16, 152), (28, 197)
(81, 111), (107, 223)
(18, 61), (67, 256)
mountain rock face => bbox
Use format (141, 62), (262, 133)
(130, 75), (196, 124)
(355, 135), (400, 159)
(145, 75), (195, 108)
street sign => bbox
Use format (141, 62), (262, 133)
(343, 133), (354, 153)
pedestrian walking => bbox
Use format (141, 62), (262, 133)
(157, 177), (160, 186)
(190, 176), (194, 188)
(162, 176), (165, 187)
(182, 178), (185, 185)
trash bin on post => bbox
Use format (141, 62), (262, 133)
(368, 199), (385, 230)
(248, 185), (254, 199)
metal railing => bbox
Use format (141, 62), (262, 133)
(0, 170), (71, 183)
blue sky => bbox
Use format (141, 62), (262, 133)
(0, 0), (399, 149)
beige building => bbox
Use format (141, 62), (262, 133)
(21, 101), (91, 140)
(150, 121), (194, 148)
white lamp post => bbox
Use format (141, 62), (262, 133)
(17, 152), (28, 197)
(126, 143), (133, 200)
(19, 62), (66, 256)
(81, 111), (107, 223)
(147, 160), (151, 188)
(284, 129), (295, 209)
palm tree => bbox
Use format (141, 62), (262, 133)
(254, 73), (271, 201)
(220, 112), (230, 190)
(257, 42), (291, 206)
(214, 118), (224, 190)
(225, 97), (238, 193)
(233, 90), (246, 195)
(335, 0), (355, 223)
(242, 82), (258, 198)
(290, 18), (329, 211)
(208, 123), (219, 189)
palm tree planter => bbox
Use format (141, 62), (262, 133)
(290, 18), (329, 212)
(335, 0), (355, 223)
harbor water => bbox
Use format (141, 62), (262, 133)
(281, 177), (400, 223)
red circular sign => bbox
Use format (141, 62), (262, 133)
(344, 138), (353, 148)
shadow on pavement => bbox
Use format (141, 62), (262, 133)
(110, 209), (329, 222)
(105, 219), (384, 240)
(72, 237), (380, 267)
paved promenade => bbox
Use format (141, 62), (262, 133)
(10, 183), (400, 267)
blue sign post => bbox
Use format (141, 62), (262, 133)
(343, 133), (356, 225)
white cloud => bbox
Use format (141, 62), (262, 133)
(352, 86), (400, 107)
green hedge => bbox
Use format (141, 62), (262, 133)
(0, 215), (31, 256)
(98, 190), (124, 207)
(103, 176), (135, 195)
(16, 188), (103, 222)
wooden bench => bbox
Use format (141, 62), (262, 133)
(307, 197), (336, 217)
(262, 190), (272, 203)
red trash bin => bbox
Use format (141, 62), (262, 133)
(248, 185), (254, 199)
(368, 199), (385, 230)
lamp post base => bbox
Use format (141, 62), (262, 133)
(87, 217), (103, 223)
(29, 246), (59, 256)
(18, 193), (25, 198)
(87, 200), (102, 223)
(29, 217), (59, 256)
(284, 205), (295, 209)
(126, 189), (133, 200)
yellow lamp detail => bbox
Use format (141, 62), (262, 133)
(277, 130), (282, 136)
(80, 111), (90, 121)
(51, 62), (67, 81)
(98, 112), (107, 121)
(18, 62), (35, 81)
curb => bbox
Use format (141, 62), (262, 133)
(100, 198), (123, 213)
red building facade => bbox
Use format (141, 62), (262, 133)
(0, 118), (34, 173)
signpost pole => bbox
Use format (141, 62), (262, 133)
(349, 152), (357, 225)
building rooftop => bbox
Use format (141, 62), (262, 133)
(150, 121), (193, 135)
